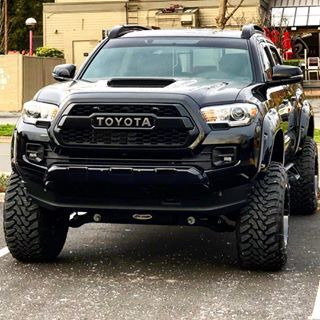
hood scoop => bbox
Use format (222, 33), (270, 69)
(107, 78), (176, 88)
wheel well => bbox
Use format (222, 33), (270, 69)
(271, 130), (284, 164)
(307, 116), (314, 137)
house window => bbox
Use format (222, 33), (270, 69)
(272, 8), (284, 26)
(308, 6), (320, 25)
(271, 5), (320, 26)
(295, 7), (309, 26)
(283, 7), (296, 26)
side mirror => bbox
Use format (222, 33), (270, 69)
(52, 64), (76, 82)
(272, 65), (303, 82)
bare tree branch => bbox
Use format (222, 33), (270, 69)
(216, 0), (245, 29)
(225, 0), (245, 24)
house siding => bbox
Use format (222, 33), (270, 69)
(43, 0), (263, 64)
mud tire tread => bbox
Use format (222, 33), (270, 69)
(237, 162), (288, 271)
(3, 172), (68, 262)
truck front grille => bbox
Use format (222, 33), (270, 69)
(60, 128), (190, 147)
(54, 103), (199, 149)
(69, 104), (181, 117)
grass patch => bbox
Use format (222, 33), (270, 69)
(0, 124), (15, 136)
(0, 173), (9, 193)
(314, 129), (320, 144)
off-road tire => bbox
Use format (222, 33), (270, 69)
(237, 162), (289, 271)
(290, 136), (318, 215)
(3, 172), (69, 262)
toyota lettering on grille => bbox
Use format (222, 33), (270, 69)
(91, 115), (155, 129)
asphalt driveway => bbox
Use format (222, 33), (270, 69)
(0, 206), (319, 320)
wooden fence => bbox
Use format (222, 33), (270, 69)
(0, 55), (65, 112)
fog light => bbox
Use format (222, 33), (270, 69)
(212, 146), (237, 166)
(26, 143), (44, 163)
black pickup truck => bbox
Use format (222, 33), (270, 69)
(4, 24), (318, 270)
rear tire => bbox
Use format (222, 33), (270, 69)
(3, 172), (69, 262)
(290, 136), (318, 215)
(237, 162), (289, 271)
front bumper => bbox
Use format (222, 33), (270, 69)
(25, 176), (250, 215)
(11, 115), (260, 215)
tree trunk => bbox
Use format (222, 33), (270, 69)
(217, 0), (227, 29)
(4, 0), (7, 54)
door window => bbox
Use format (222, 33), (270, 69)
(258, 44), (273, 80)
(269, 47), (282, 65)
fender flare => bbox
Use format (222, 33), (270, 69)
(296, 101), (312, 152)
(259, 108), (284, 170)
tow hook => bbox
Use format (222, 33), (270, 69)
(187, 216), (196, 225)
(69, 212), (95, 228)
(132, 214), (153, 220)
(93, 214), (102, 222)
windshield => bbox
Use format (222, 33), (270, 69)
(81, 37), (253, 82)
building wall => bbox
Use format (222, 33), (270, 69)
(55, 0), (116, 2)
(43, 0), (262, 65)
(44, 2), (127, 64)
(136, 6), (261, 28)
(131, 0), (261, 27)
(0, 55), (23, 111)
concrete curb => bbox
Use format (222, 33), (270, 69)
(0, 136), (11, 143)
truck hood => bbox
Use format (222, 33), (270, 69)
(35, 78), (251, 108)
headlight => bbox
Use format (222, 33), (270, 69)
(200, 103), (258, 127)
(22, 101), (59, 125)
